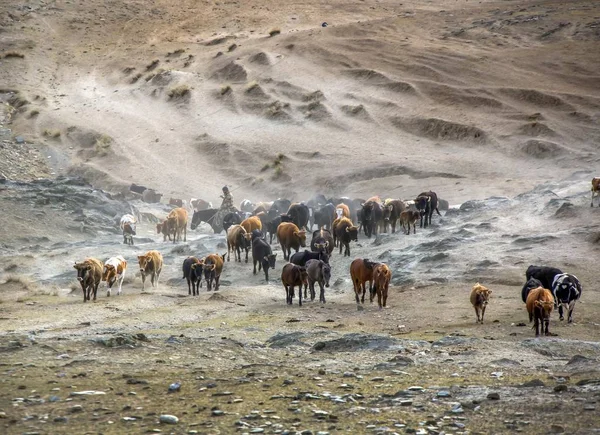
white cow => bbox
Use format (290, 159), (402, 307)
(120, 214), (137, 245)
(103, 255), (128, 296)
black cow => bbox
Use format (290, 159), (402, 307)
(311, 228), (334, 255)
(525, 265), (563, 292)
(313, 204), (336, 231)
(251, 229), (264, 241)
(304, 259), (331, 303)
(552, 273), (582, 323)
(290, 249), (329, 267)
(271, 198), (292, 214)
(334, 218), (359, 257)
(361, 201), (383, 238)
(223, 211), (244, 233)
(191, 209), (219, 233)
(415, 191), (441, 228)
(287, 203), (310, 231)
(521, 277), (543, 303)
(252, 237), (277, 282)
(182, 256), (203, 296)
(265, 213), (292, 244)
(130, 183), (148, 194)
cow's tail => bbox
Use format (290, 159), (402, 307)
(435, 206), (441, 216)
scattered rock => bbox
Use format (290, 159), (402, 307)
(159, 414), (179, 424)
(487, 392), (500, 400)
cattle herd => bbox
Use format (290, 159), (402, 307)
(73, 178), (598, 336)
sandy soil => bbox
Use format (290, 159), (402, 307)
(0, 0), (600, 434)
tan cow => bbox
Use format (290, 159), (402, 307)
(102, 255), (127, 297)
(202, 253), (225, 291)
(399, 210), (420, 235)
(335, 203), (351, 219)
(156, 219), (172, 242)
(591, 177), (600, 207)
(241, 215), (262, 235)
(73, 258), (104, 302)
(372, 263), (392, 309)
(167, 207), (188, 243)
(470, 283), (492, 323)
(350, 258), (379, 304)
(526, 286), (554, 336)
(137, 250), (163, 291)
(276, 222), (307, 260)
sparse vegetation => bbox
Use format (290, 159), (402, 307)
(3, 274), (36, 292)
(3, 51), (25, 59)
(260, 163), (270, 172)
(8, 93), (29, 110)
(43, 129), (61, 138)
(130, 73), (142, 84)
(269, 28), (281, 37)
(220, 84), (232, 95)
(122, 66), (135, 75)
(228, 43), (237, 52)
(28, 109), (40, 118)
(245, 81), (259, 93)
(166, 48), (185, 57)
(145, 68), (165, 82)
(94, 134), (113, 156)
(146, 59), (160, 71)
(168, 84), (191, 99)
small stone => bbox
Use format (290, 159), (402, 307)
(553, 385), (568, 393)
(53, 416), (68, 423)
(400, 400), (413, 406)
(250, 429), (265, 433)
(283, 379), (294, 385)
(584, 405), (596, 411)
(49, 395), (60, 402)
(69, 405), (83, 413)
(318, 369), (326, 375)
(437, 390), (451, 398)
(487, 392), (500, 400)
(212, 410), (225, 416)
(159, 414), (179, 424)
(15, 136), (24, 144)
(168, 382), (181, 393)
(371, 377), (385, 382)
(408, 386), (425, 391)
(550, 425), (565, 433)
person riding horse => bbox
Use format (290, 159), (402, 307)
(214, 186), (236, 232)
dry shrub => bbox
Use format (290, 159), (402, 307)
(260, 163), (270, 172)
(28, 109), (40, 118)
(94, 134), (113, 156)
(146, 59), (160, 71)
(220, 85), (232, 95)
(228, 43), (237, 52)
(122, 66), (135, 75)
(3, 51), (25, 59)
(168, 85), (191, 99)
(130, 73), (142, 84)
(43, 129), (61, 138)
(245, 81), (259, 93)
(3, 274), (36, 292)
(269, 28), (281, 37)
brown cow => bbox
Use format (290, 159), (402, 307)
(227, 224), (250, 262)
(334, 217), (359, 257)
(73, 257), (104, 302)
(400, 210), (420, 235)
(591, 177), (600, 207)
(281, 263), (308, 306)
(156, 219), (172, 242)
(277, 222), (307, 261)
(241, 215), (262, 235)
(202, 253), (225, 291)
(383, 199), (406, 233)
(137, 250), (163, 292)
(169, 198), (184, 207)
(371, 263), (392, 309)
(470, 283), (492, 323)
(167, 207), (188, 243)
(526, 286), (554, 336)
(335, 203), (350, 220)
(350, 258), (379, 304)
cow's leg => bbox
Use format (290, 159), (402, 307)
(264, 262), (269, 283)
(117, 275), (123, 295)
(361, 282), (366, 304)
(253, 258), (257, 275)
(383, 286), (388, 308)
(353, 280), (360, 304)
(183, 226), (186, 242)
(227, 242), (231, 262)
(558, 304), (564, 321)
(377, 287), (382, 310)
(534, 315), (540, 337)
(568, 301), (575, 323)
(413, 222), (416, 234)
(310, 281), (316, 301)
(187, 278), (192, 295)
(544, 317), (550, 336)
(140, 272), (146, 292)
(345, 242), (350, 257)
(93, 282), (99, 301)
(245, 247), (249, 263)
(298, 285), (302, 307)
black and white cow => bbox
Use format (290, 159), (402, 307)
(551, 273), (582, 323)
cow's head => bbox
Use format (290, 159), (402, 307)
(473, 283), (492, 306)
(103, 264), (117, 287)
(156, 222), (163, 234)
(294, 230), (307, 247)
(73, 261), (92, 282)
(314, 241), (328, 252)
(191, 211), (201, 230)
(414, 196), (430, 216)
(138, 255), (152, 273)
(535, 299), (554, 319)
(251, 229), (264, 241)
(346, 225), (359, 242)
(361, 202), (374, 221)
(123, 223), (136, 236)
(321, 262), (331, 288)
(265, 253), (277, 269)
(191, 259), (205, 280)
(383, 204), (393, 222)
(298, 266), (308, 284)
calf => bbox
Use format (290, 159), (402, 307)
(350, 258), (378, 304)
(252, 237), (277, 282)
(415, 191), (441, 228)
(202, 253), (225, 291)
(521, 277), (543, 303)
(227, 224), (251, 262)
(103, 256), (127, 297)
(277, 222), (307, 260)
(311, 228), (334, 255)
(333, 217), (359, 257)
(371, 263), (392, 309)
(399, 210), (420, 235)
(526, 286), (554, 336)
(281, 263), (308, 306)
(137, 250), (163, 292)
(120, 214), (136, 245)
(383, 199), (406, 233)
(157, 219), (172, 242)
(73, 258), (104, 302)
(552, 273), (582, 323)
(182, 256), (204, 296)
(591, 177), (600, 207)
(167, 207), (188, 243)
(470, 283), (492, 323)
(290, 249), (329, 267)
(305, 259), (331, 303)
